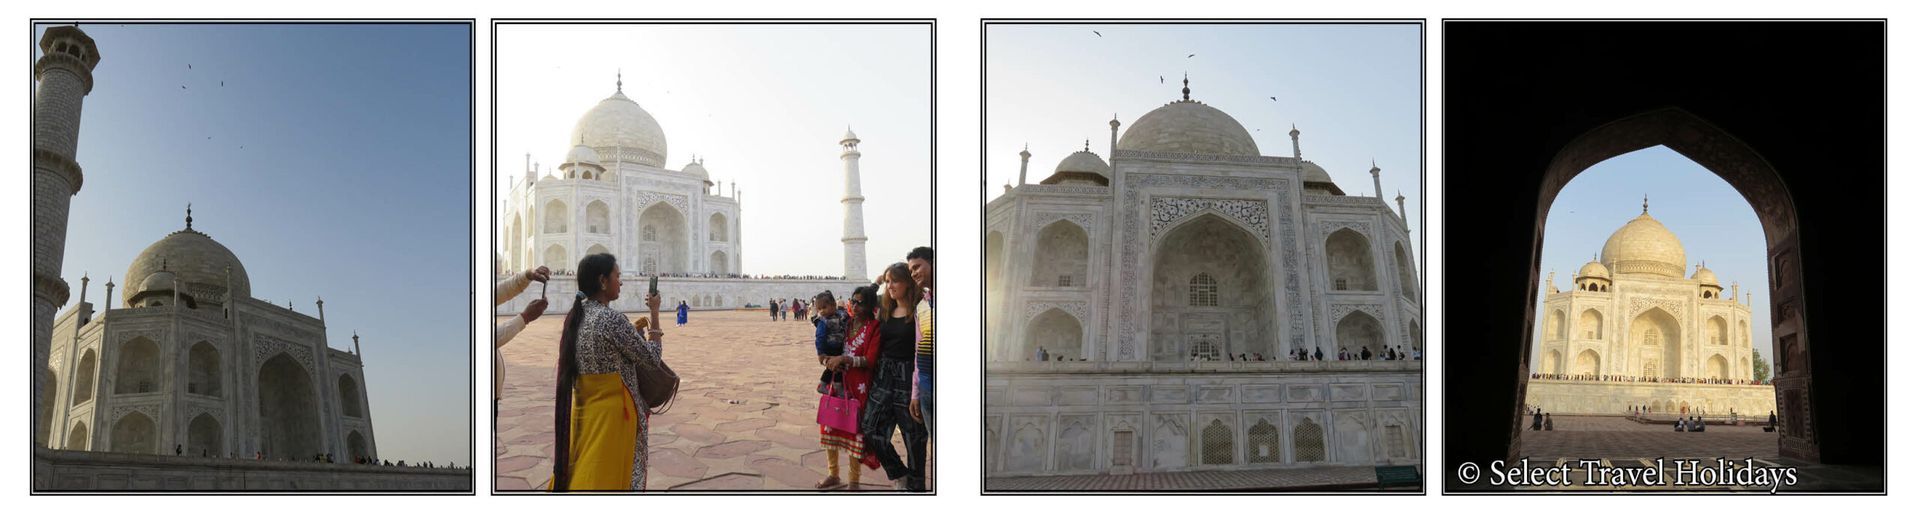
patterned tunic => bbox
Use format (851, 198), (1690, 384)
(575, 298), (665, 490)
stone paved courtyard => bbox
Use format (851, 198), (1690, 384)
(986, 465), (1410, 492)
(1518, 415), (1778, 460)
(495, 309), (931, 492)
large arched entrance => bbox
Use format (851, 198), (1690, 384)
(1149, 214), (1276, 361)
(257, 353), (321, 459)
(637, 203), (688, 273)
(114, 336), (159, 394)
(1628, 308), (1683, 379)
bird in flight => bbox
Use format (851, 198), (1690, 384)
(187, 64), (192, 69)
(220, 81), (224, 87)
(1159, 75), (1164, 84)
(1269, 96), (1277, 101)
(1186, 53), (1196, 58)
(1092, 30), (1102, 37)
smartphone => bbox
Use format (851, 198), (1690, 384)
(648, 275), (659, 296)
(540, 280), (547, 299)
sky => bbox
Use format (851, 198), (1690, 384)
(495, 24), (934, 276)
(984, 23), (1424, 255)
(38, 23), (473, 466)
(1531, 146), (1774, 372)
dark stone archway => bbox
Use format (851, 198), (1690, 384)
(1444, 21), (1883, 489)
(258, 353), (321, 459)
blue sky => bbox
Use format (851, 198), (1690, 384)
(39, 23), (472, 466)
(985, 23), (1424, 254)
(495, 24), (933, 276)
(1533, 146), (1774, 369)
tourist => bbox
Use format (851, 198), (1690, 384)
(1410, 347), (1421, 360)
(1532, 409), (1543, 431)
(1360, 347), (1373, 361)
(1543, 413), (1554, 431)
(1339, 348), (1348, 361)
(906, 246), (935, 441)
(818, 285), (882, 490)
(770, 298), (779, 321)
(1314, 347), (1325, 361)
(862, 262), (929, 491)
(552, 253), (669, 492)
(676, 300), (689, 327)
(814, 290), (850, 397)
(496, 267), (551, 414)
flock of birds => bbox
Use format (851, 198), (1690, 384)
(1090, 29), (1285, 135)
(179, 62), (244, 150)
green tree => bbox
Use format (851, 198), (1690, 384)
(1751, 348), (1770, 382)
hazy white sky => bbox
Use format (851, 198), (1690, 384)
(985, 23), (1423, 253)
(495, 24), (933, 276)
(1533, 146), (1774, 371)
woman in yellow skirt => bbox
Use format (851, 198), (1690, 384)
(551, 253), (665, 491)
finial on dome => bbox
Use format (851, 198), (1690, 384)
(1084, 139), (1090, 152)
(1643, 194), (1649, 214)
(1181, 73), (1190, 101)
(186, 203), (193, 230)
(616, 69), (623, 93)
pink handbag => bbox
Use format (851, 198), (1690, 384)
(816, 373), (861, 433)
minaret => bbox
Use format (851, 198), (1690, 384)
(1396, 190), (1408, 226)
(1017, 144), (1031, 185)
(839, 128), (868, 280)
(33, 25), (101, 448)
(1108, 115), (1121, 157)
(1370, 159), (1384, 199)
(316, 296), (327, 326)
(352, 331), (362, 358)
(1289, 124), (1302, 160)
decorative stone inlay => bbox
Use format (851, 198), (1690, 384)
(1030, 211), (1095, 233)
(1114, 149), (1293, 166)
(253, 334), (315, 375)
(1020, 184), (1112, 196)
(1303, 194), (1390, 208)
(109, 402), (160, 423)
(1117, 173), (1304, 359)
(1318, 220), (1372, 238)
(1329, 303), (1385, 323)
(1628, 296), (1686, 319)
(633, 191), (689, 216)
(1024, 301), (1091, 324)
(1150, 197), (1270, 242)
(119, 330), (165, 346)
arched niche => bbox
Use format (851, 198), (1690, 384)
(257, 353), (320, 459)
(187, 413), (221, 457)
(638, 203), (689, 273)
(586, 200), (610, 234)
(114, 337), (159, 395)
(1325, 228), (1378, 291)
(110, 411), (156, 454)
(543, 199), (568, 234)
(1150, 214), (1277, 361)
(1024, 308), (1084, 361)
(1029, 220), (1088, 288)
(188, 341), (220, 397)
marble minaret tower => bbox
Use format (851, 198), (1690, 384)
(839, 128), (868, 280)
(33, 25), (101, 447)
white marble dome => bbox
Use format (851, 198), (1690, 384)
(682, 158), (709, 180)
(1118, 100), (1260, 156)
(570, 89), (667, 167)
(1300, 160), (1334, 183)
(1693, 264), (1719, 286)
(1054, 150), (1111, 177)
(1600, 212), (1687, 278)
(563, 143), (601, 167)
(1578, 259), (1611, 279)
(124, 228), (250, 307)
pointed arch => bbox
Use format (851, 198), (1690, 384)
(1024, 308), (1084, 361)
(1030, 220), (1089, 288)
(71, 348), (97, 405)
(542, 199), (569, 234)
(708, 212), (729, 242)
(1325, 228), (1378, 291)
(1394, 241), (1418, 301)
(187, 413), (221, 457)
(1151, 214), (1277, 362)
(338, 374), (362, 418)
(110, 411), (156, 454)
(543, 244), (568, 271)
(585, 200), (610, 234)
(257, 353), (320, 459)
(1579, 309), (1605, 340)
(710, 250), (728, 274)
(1336, 311), (1386, 357)
(1575, 349), (1601, 377)
(114, 336), (159, 395)
(188, 341), (220, 397)
(66, 421), (89, 450)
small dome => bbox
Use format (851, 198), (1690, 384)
(841, 128), (860, 144)
(1118, 101), (1259, 156)
(1600, 212), (1687, 278)
(682, 158), (709, 180)
(1054, 150), (1110, 177)
(125, 229), (250, 307)
(571, 89), (667, 167)
(563, 144), (601, 167)
(1693, 264), (1719, 286)
(138, 270), (176, 295)
(1578, 260), (1611, 279)
(1300, 160), (1334, 184)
